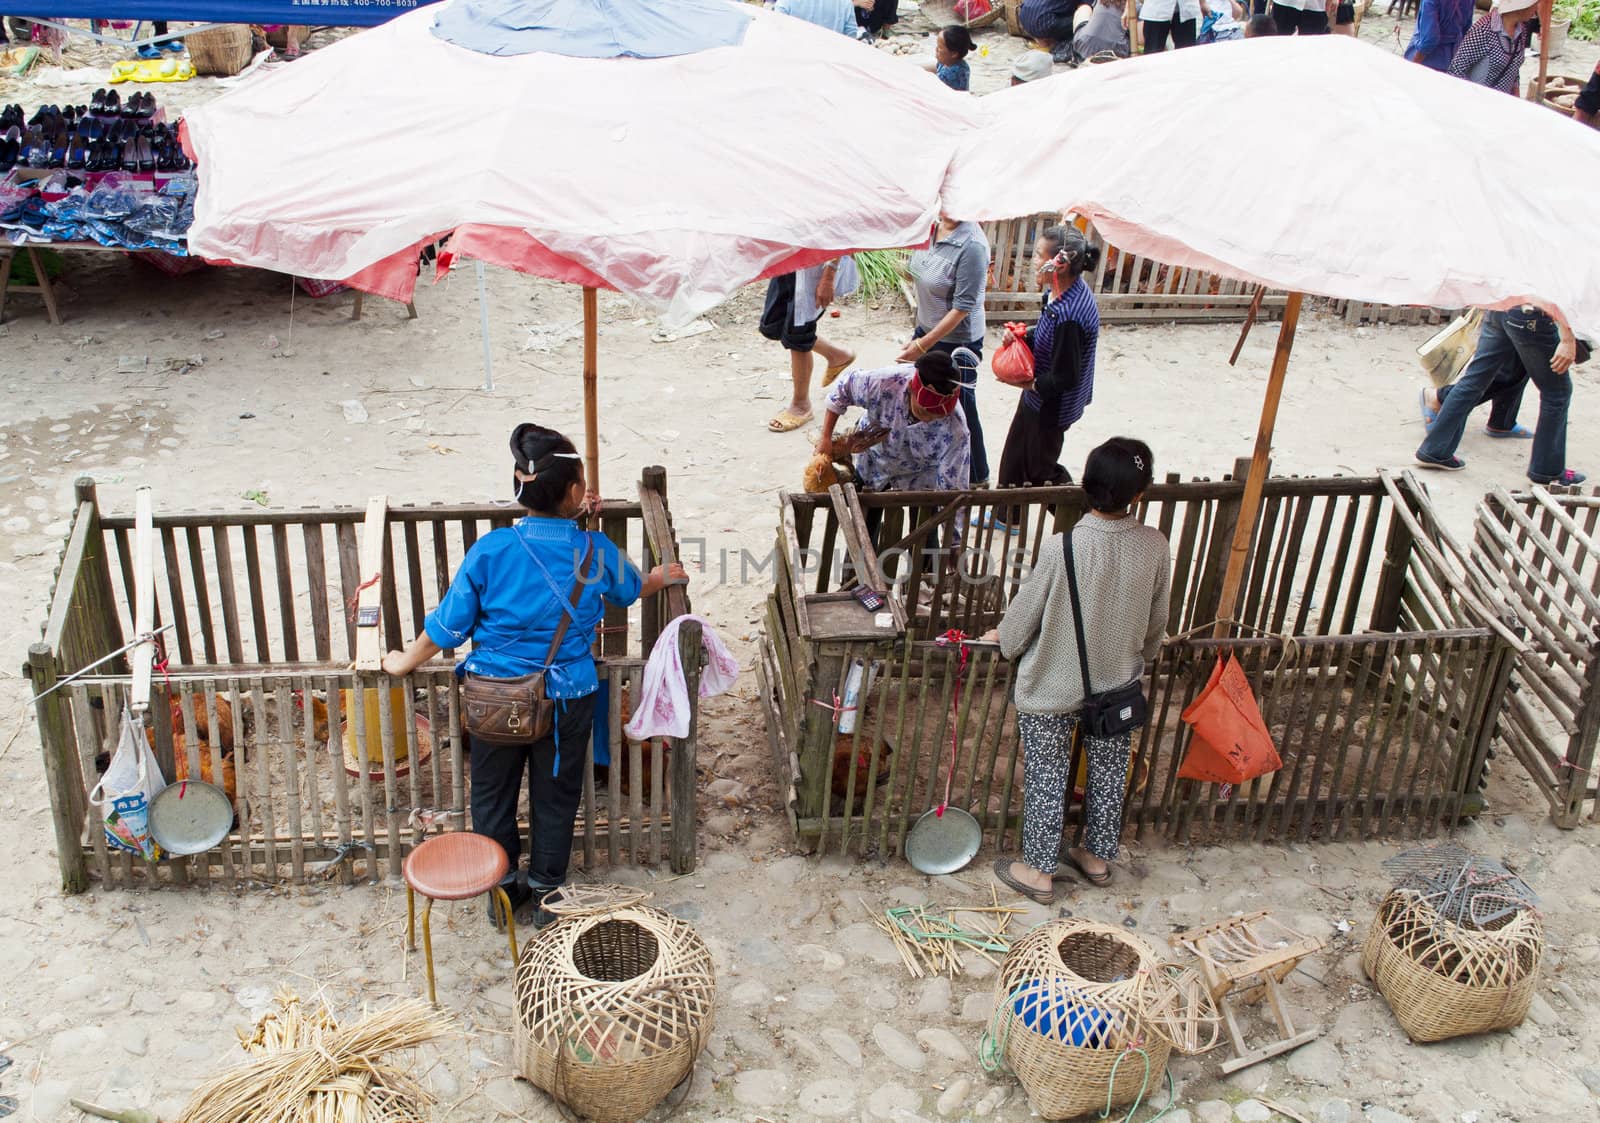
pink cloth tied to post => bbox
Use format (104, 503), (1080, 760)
(624, 614), (739, 740)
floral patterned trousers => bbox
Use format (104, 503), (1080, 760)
(1019, 711), (1132, 874)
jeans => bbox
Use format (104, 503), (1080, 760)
(468, 691), (597, 895)
(1419, 309), (1571, 482)
(913, 328), (989, 484)
(1436, 363), (1528, 433)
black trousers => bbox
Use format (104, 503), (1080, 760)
(856, 0), (899, 33)
(468, 691), (597, 894)
(1142, 16), (1196, 51)
(998, 401), (1071, 490)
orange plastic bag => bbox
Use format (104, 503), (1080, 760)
(1177, 654), (1282, 785)
(992, 322), (1035, 387)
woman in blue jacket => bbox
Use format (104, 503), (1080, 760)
(383, 424), (685, 925)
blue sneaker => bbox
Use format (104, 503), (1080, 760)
(163, 38), (185, 53)
(136, 43), (161, 60)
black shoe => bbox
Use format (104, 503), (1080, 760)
(489, 880), (533, 930)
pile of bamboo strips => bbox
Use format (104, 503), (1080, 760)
(176, 991), (455, 1123)
(862, 891), (1026, 980)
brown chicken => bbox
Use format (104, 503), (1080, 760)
(139, 694), (240, 803)
(600, 686), (667, 806)
(830, 732), (893, 813)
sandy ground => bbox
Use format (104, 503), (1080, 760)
(2, 9), (1600, 1123)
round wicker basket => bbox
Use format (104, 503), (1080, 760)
(513, 894), (715, 1123)
(1361, 890), (1543, 1043)
(1003, 0), (1027, 36)
(993, 921), (1186, 1120)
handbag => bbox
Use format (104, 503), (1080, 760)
(1062, 528), (1148, 737)
(461, 538), (594, 746)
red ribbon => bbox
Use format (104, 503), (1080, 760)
(345, 570), (383, 623)
(934, 629), (970, 816)
(810, 691), (857, 725)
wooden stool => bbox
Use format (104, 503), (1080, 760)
(404, 831), (517, 1006)
(1170, 910), (1325, 1074)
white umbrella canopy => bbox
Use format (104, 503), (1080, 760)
(184, 0), (980, 325)
(942, 35), (1600, 336)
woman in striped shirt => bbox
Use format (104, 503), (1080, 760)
(996, 225), (1103, 493)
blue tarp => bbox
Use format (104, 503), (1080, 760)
(431, 0), (752, 59)
(11, 0), (443, 30)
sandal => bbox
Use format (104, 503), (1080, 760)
(1065, 848), (1111, 887)
(1484, 424), (1534, 439)
(822, 352), (856, 387)
(992, 858), (1054, 905)
(767, 408), (813, 433)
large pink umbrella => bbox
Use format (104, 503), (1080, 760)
(185, 0), (979, 491)
(941, 35), (1600, 622)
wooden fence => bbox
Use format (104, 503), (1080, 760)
(1469, 485), (1600, 828)
(26, 470), (704, 893)
(980, 214), (1449, 326)
(758, 471), (1516, 855)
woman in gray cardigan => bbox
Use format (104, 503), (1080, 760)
(992, 438), (1170, 902)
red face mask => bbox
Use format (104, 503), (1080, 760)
(910, 373), (960, 418)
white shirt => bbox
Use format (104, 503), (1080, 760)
(1138, 0), (1202, 21)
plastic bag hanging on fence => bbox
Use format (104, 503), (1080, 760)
(87, 707), (168, 861)
(1177, 654), (1282, 785)
(624, 614), (739, 740)
(991, 322), (1035, 387)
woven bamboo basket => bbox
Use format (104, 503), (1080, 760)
(186, 25), (252, 77)
(1361, 890), (1543, 1043)
(513, 888), (715, 1123)
(990, 920), (1217, 1120)
(1004, 0), (1027, 35)
(925, 0), (1008, 30)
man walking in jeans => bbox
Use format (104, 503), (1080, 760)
(1415, 305), (1585, 485)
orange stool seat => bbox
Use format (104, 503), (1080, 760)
(404, 831), (509, 899)
(403, 831), (517, 1005)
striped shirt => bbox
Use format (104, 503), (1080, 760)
(1023, 276), (1100, 431)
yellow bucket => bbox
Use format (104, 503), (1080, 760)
(341, 686), (413, 764)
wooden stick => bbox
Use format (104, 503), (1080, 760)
(353, 497), (388, 672)
(1535, 0), (1552, 103)
(1215, 291), (1303, 636)
(129, 488), (155, 713)
(583, 286), (601, 503)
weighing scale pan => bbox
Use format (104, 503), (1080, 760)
(905, 806), (982, 875)
(148, 779), (233, 856)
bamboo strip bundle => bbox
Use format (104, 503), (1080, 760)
(176, 991), (455, 1123)
(863, 898), (1023, 979)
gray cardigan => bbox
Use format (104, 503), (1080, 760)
(997, 516), (1171, 716)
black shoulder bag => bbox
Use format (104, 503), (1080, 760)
(1062, 528), (1148, 737)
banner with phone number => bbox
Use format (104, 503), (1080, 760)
(13, 0), (444, 30)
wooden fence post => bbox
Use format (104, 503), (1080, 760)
(1559, 642), (1600, 828)
(1195, 456), (1258, 627)
(27, 643), (90, 894)
(670, 618), (704, 874)
(75, 476), (127, 666)
(1371, 475), (1419, 632)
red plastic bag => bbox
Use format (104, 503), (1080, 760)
(992, 322), (1035, 387)
(955, 0), (994, 20)
(1177, 654), (1282, 785)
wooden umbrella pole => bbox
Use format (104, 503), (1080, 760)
(1213, 291), (1302, 638)
(582, 286), (600, 506)
(1535, 0), (1552, 102)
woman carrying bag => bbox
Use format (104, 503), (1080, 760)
(996, 225), (1102, 495)
(990, 438), (1170, 903)
(382, 424), (687, 927)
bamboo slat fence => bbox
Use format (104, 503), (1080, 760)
(26, 470), (704, 893)
(759, 470), (1517, 856)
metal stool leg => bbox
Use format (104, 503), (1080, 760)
(493, 886), (518, 963)
(406, 885), (416, 951)
(420, 896), (437, 1007)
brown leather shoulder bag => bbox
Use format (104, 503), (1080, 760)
(461, 538), (594, 746)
